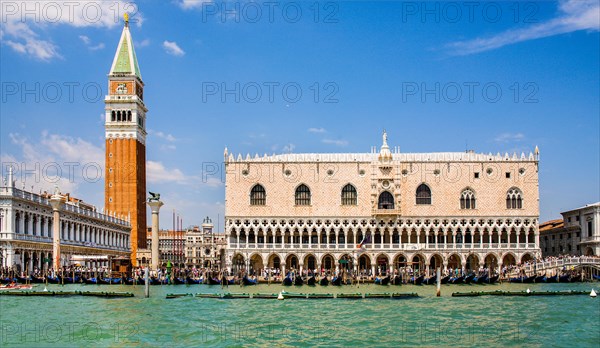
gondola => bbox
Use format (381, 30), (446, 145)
(593, 274), (600, 281)
(424, 275), (437, 285)
(123, 277), (137, 285)
(410, 275), (425, 285)
(45, 275), (61, 284)
(392, 275), (402, 285)
(63, 276), (81, 284)
(331, 276), (343, 286)
(83, 277), (97, 285)
(475, 274), (488, 284)
(569, 274), (582, 282)
(16, 276), (29, 283)
(534, 274), (546, 283)
(319, 276), (329, 286)
(30, 276), (46, 284)
(207, 277), (221, 285)
(440, 275), (450, 284)
(450, 276), (464, 284)
(546, 274), (558, 283)
(98, 278), (112, 285)
(173, 277), (187, 285)
(463, 274), (475, 284)
(0, 277), (14, 285)
(242, 276), (257, 286)
(294, 275), (304, 286)
(558, 274), (570, 282)
(487, 275), (499, 284)
(186, 277), (201, 284)
(522, 275), (536, 283)
(307, 276), (316, 286)
(283, 276), (293, 286)
(380, 275), (390, 285)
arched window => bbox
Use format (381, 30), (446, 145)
(460, 189), (476, 209)
(341, 184), (357, 205)
(416, 184), (431, 205)
(295, 184), (311, 206)
(127, 111), (132, 122)
(506, 188), (522, 209)
(378, 191), (394, 209)
(250, 184), (266, 206)
(117, 111), (122, 121)
(111, 111), (116, 122)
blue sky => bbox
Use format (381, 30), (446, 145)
(1, 0), (598, 228)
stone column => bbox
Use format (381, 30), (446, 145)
(147, 200), (164, 272)
(49, 192), (64, 271)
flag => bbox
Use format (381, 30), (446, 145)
(356, 234), (371, 249)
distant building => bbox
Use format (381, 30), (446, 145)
(139, 228), (186, 267)
(540, 202), (600, 257)
(0, 170), (131, 273)
(185, 217), (227, 268)
(136, 217), (226, 269)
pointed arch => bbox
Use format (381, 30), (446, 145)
(416, 183), (431, 205)
(341, 183), (357, 205)
(250, 184), (266, 206)
(460, 188), (476, 209)
(506, 187), (523, 209)
(378, 191), (394, 209)
(295, 184), (311, 206)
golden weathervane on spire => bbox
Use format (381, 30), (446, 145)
(124, 12), (129, 25)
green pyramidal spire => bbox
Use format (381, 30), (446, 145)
(109, 16), (142, 80)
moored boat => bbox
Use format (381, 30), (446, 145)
(410, 275), (424, 285)
(440, 275), (450, 284)
(463, 274), (475, 284)
(319, 276), (329, 286)
(294, 275), (304, 286)
(242, 276), (257, 286)
(392, 275), (403, 285)
(307, 276), (316, 286)
(331, 276), (343, 286)
(283, 276), (293, 286)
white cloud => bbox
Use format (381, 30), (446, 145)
(322, 139), (349, 146)
(282, 143), (296, 153)
(136, 39), (150, 47)
(178, 0), (213, 10)
(494, 133), (526, 143)
(149, 129), (177, 142)
(79, 34), (105, 51)
(1, 131), (104, 196)
(446, 0), (600, 55)
(163, 40), (185, 56)
(308, 127), (326, 133)
(79, 35), (91, 45)
(0, 1), (143, 60)
(146, 161), (189, 184)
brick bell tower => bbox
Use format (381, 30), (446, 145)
(105, 14), (147, 266)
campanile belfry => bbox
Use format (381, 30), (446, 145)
(105, 14), (147, 265)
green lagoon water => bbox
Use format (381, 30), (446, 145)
(1, 282), (599, 347)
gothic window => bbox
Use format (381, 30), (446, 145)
(250, 184), (266, 206)
(295, 184), (311, 206)
(341, 184), (357, 205)
(416, 184), (432, 205)
(506, 188), (523, 209)
(117, 111), (122, 121)
(378, 191), (394, 209)
(111, 111), (116, 122)
(460, 189), (476, 209)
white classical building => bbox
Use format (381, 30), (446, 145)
(0, 170), (131, 273)
(540, 202), (600, 257)
(224, 132), (541, 275)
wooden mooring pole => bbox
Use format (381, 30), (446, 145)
(436, 267), (441, 297)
